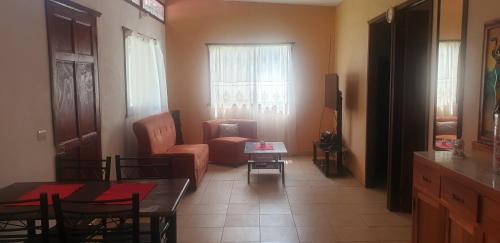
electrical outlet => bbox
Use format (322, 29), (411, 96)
(37, 130), (47, 141)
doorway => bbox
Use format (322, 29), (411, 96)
(387, 0), (433, 212)
(365, 0), (433, 213)
(366, 15), (392, 189)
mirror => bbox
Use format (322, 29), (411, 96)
(433, 0), (468, 151)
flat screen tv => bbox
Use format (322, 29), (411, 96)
(325, 73), (339, 110)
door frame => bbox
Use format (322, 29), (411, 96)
(365, 13), (391, 188)
(386, 0), (434, 212)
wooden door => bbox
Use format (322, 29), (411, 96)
(388, 0), (433, 212)
(45, 0), (101, 161)
(444, 211), (476, 243)
(412, 190), (445, 243)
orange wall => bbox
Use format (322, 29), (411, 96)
(165, 0), (336, 154)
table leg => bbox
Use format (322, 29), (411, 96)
(325, 151), (330, 177)
(313, 143), (317, 163)
(281, 162), (285, 184)
(167, 213), (177, 243)
(151, 216), (160, 243)
(248, 162), (251, 184)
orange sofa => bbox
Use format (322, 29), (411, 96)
(133, 112), (208, 190)
(203, 119), (257, 166)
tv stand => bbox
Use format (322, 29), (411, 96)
(313, 91), (344, 177)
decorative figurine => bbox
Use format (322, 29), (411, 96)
(452, 138), (465, 159)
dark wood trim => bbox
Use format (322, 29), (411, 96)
(432, 0), (469, 150)
(47, 0), (101, 17)
(368, 12), (387, 24)
(365, 13), (391, 188)
(477, 19), (500, 146)
(123, 0), (165, 23)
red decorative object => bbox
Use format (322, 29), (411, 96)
(15, 184), (84, 206)
(95, 183), (156, 204)
(255, 143), (274, 150)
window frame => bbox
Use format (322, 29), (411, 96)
(124, 0), (165, 23)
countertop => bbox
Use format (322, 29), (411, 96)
(414, 150), (500, 192)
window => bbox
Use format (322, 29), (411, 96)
(436, 41), (460, 117)
(208, 44), (295, 148)
(208, 44), (293, 116)
(125, 0), (165, 22)
(124, 29), (167, 119)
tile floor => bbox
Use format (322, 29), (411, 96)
(177, 156), (412, 243)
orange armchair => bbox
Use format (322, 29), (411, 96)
(203, 119), (258, 166)
(133, 112), (208, 190)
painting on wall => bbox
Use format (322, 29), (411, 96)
(479, 20), (500, 145)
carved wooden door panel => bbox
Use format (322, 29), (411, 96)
(46, 0), (101, 161)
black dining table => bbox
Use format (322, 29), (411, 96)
(0, 178), (190, 243)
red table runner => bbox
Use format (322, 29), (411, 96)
(95, 182), (156, 204)
(14, 184), (84, 206)
(255, 143), (274, 150)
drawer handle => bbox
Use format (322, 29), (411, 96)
(451, 193), (465, 204)
(422, 175), (432, 184)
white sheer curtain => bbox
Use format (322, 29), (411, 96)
(436, 41), (460, 117)
(124, 30), (168, 154)
(209, 44), (296, 153)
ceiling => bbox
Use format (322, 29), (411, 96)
(226, 0), (343, 6)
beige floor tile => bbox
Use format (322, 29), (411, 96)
(225, 214), (259, 227)
(334, 226), (378, 242)
(292, 214), (331, 228)
(376, 226), (412, 241)
(260, 227), (299, 242)
(362, 213), (412, 227)
(222, 227), (260, 242)
(260, 214), (295, 226)
(178, 204), (228, 215)
(178, 227), (223, 242)
(296, 227), (337, 242)
(260, 203), (292, 214)
(178, 214), (226, 227)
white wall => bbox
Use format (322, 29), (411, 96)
(0, 0), (166, 187)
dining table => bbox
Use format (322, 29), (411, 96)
(0, 178), (190, 243)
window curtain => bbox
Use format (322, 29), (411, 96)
(209, 44), (296, 153)
(436, 41), (460, 118)
(124, 30), (168, 155)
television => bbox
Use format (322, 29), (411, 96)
(325, 73), (339, 110)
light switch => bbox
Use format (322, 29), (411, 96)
(37, 130), (48, 141)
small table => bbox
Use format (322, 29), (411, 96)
(244, 142), (288, 184)
(0, 179), (189, 243)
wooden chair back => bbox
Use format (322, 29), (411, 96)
(0, 193), (49, 243)
(115, 155), (171, 181)
(52, 193), (140, 243)
(56, 156), (111, 182)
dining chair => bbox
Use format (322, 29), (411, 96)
(115, 155), (171, 181)
(56, 155), (112, 182)
(0, 193), (50, 243)
(52, 193), (140, 243)
(115, 155), (174, 243)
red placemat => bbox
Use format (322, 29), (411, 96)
(255, 143), (274, 150)
(13, 184), (84, 206)
(95, 183), (156, 205)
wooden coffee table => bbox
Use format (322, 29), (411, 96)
(244, 142), (288, 184)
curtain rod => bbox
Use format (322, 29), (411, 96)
(122, 26), (158, 42)
(205, 42), (295, 46)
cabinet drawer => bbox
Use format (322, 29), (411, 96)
(441, 176), (479, 222)
(481, 197), (500, 224)
(413, 158), (440, 197)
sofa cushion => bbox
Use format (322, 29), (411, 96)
(211, 137), (250, 144)
(133, 112), (177, 155)
(219, 124), (240, 137)
(167, 144), (209, 168)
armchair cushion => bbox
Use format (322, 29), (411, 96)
(219, 124), (240, 137)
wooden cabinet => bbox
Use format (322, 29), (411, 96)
(413, 189), (444, 243)
(413, 152), (500, 243)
